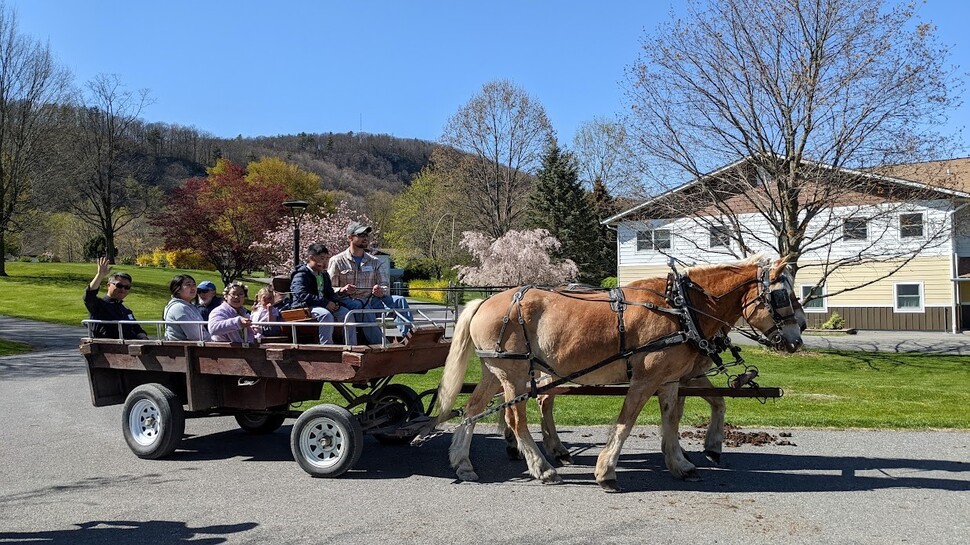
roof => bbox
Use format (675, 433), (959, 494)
(605, 156), (970, 225)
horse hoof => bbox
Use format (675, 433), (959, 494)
(540, 469), (563, 484)
(457, 469), (479, 482)
(555, 453), (574, 466)
(681, 469), (702, 482)
(506, 445), (523, 461)
(704, 450), (722, 466)
(599, 479), (622, 493)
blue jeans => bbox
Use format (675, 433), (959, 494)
(340, 295), (412, 344)
(310, 304), (357, 345)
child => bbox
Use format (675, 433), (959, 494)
(252, 286), (284, 340)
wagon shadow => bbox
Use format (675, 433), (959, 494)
(0, 520), (258, 545)
(172, 428), (294, 462)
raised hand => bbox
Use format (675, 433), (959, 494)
(96, 256), (111, 277)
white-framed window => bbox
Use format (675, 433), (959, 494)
(709, 226), (732, 248)
(899, 213), (924, 239)
(843, 218), (868, 241)
(893, 282), (924, 312)
(636, 229), (671, 251)
(800, 284), (826, 312)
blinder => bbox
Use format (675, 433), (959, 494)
(756, 266), (800, 346)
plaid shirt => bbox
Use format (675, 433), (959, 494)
(327, 249), (388, 302)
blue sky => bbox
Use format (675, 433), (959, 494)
(12, 0), (970, 152)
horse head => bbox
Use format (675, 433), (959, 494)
(740, 258), (806, 353)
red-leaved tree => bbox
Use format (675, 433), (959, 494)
(456, 229), (578, 286)
(155, 160), (287, 285)
(257, 200), (373, 276)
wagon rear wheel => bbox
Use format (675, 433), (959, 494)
(122, 383), (184, 459)
(290, 404), (363, 477)
(234, 411), (287, 434)
(365, 384), (423, 445)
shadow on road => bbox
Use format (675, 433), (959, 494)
(0, 521), (258, 545)
(165, 426), (969, 493)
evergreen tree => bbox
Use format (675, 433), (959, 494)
(528, 142), (606, 284)
(590, 178), (618, 283)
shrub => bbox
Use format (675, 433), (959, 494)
(600, 276), (618, 288)
(165, 248), (213, 270)
(135, 253), (153, 267)
(821, 311), (845, 330)
(150, 248), (167, 268)
(409, 279), (450, 303)
(17, 255), (31, 262)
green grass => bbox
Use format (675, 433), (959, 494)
(0, 338), (31, 356)
(2, 262), (969, 429)
(0, 262), (229, 330)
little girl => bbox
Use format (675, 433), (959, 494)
(251, 286), (283, 340)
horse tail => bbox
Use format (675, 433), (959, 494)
(435, 298), (485, 419)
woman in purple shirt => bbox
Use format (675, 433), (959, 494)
(208, 282), (256, 343)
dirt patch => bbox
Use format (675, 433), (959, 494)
(681, 422), (796, 447)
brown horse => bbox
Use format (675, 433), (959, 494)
(431, 255), (805, 492)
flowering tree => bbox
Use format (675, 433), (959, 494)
(456, 229), (578, 286)
(258, 200), (373, 275)
(154, 159), (287, 285)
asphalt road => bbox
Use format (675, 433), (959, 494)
(1, 316), (968, 544)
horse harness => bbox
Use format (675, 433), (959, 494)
(459, 263), (799, 427)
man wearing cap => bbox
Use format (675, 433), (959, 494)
(290, 242), (358, 345)
(84, 257), (149, 340)
(195, 280), (224, 320)
(328, 222), (412, 344)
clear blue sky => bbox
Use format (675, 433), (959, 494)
(12, 0), (970, 152)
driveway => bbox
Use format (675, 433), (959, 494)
(1, 315), (968, 544)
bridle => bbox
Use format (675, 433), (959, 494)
(739, 266), (801, 348)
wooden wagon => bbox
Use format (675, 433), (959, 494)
(80, 322), (450, 477)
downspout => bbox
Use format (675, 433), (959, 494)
(949, 201), (969, 333)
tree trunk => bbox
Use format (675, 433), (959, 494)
(0, 230), (7, 276)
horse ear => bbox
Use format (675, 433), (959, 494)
(771, 254), (795, 280)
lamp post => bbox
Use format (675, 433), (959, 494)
(282, 200), (309, 269)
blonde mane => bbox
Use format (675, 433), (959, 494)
(685, 252), (770, 275)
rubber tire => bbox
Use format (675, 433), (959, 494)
(122, 383), (185, 459)
(234, 412), (287, 434)
(365, 384), (423, 445)
(290, 404), (363, 477)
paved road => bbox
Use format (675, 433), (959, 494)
(1, 316), (968, 544)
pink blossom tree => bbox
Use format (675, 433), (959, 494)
(456, 229), (578, 286)
(257, 201), (374, 275)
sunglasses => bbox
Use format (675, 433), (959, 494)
(112, 283), (132, 290)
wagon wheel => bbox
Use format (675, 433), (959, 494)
(290, 404), (363, 477)
(234, 410), (287, 435)
(121, 383), (185, 459)
(365, 384), (423, 445)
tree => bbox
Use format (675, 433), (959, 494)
(256, 200), (372, 276)
(456, 229), (578, 286)
(154, 159), (287, 285)
(528, 142), (610, 284)
(572, 117), (637, 196)
(62, 74), (159, 263)
(0, 3), (70, 274)
(245, 156), (324, 208)
(624, 0), (961, 294)
(440, 79), (554, 238)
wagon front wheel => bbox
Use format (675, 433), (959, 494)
(366, 384), (423, 445)
(122, 383), (184, 459)
(290, 404), (363, 477)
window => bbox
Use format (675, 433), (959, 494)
(800, 284), (826, 312)
(636, 229), (671, 251)
(843, 218), (868, 241)
(709, 226), (732, 248)
(900, 213), (924, 238)
(894, 282), (923, 312)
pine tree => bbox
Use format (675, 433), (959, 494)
(528, 142), (607, 284)
(589, 178), (618, 283)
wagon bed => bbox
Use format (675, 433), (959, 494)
(80, 325), (450, 477)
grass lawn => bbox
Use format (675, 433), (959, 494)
(2, 262), (968, 429)
(0, 338), (31, 356)
(0, 262), (230, 330)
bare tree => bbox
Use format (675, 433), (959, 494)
(440, 79), (554, 238)
(0, 3), (71, 274)
(62, 74), (159, 263)
(624, 0), (962, 297)
(572, 117), (637, 195)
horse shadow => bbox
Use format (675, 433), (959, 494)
(0, 520), (258, 545)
